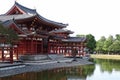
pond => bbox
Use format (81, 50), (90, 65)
(0, 59), (120, 80)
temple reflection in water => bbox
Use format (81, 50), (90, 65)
(0, 64), (95, 80)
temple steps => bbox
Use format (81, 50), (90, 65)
(19, 54), (50, 61)
(19, 54), (73, 64)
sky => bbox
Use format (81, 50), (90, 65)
(0, 0), (120, 40)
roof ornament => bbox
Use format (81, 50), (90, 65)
(33, 6), (37, 14)
(33, 6), (36, 10)
(15, 0), (18, 2)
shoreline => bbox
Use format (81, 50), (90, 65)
(0, 59), (93, 77)
(90, 54), (120, 60)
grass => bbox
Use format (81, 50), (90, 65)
(90, 54), (120, 60)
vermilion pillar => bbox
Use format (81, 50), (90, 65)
(2, 47), (4, 61)
(10, 47), (13, 63)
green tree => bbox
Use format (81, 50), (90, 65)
(0, 23), (18, 44)
(95, 36), (106, 54)
(108, 40), (120, 54)
(103, 35), (114, 54)
(86, 34), (96, 54)
(115, 34), (120, 41)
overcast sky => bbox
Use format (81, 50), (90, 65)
(1, 0), (120, 40)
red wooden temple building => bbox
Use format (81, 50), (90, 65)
(0, 2), (87, 62)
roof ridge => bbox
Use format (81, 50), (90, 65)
(14, 1), (36, 14)
(15, 1), (36, 11)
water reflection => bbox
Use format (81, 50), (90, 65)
(94, 59), (120, 72)
(1, 59), (120, 80)
(87, 59), (120, 80)
(0, 65), (95, 80)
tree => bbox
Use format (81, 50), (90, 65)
(76, 34), (96, 54)
(108, 40), (120, 54)
(0, 23), (18, 44)
(115, 34), (120, 41)
(86, 34), (96, 54)
(0, 23), (18, 63)
(103, 35), (114, 54)
(95, 36), (106, 54)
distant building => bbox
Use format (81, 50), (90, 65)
(0, 2), (86, 61)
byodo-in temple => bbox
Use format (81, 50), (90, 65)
(0, 2), (87, 63)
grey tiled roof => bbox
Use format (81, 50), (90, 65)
(14, 1), (68, 27)
(0, 14), (67, 28)
(0, 14), (34, 22)
(6, 1), (36, 14)
(2, 20), (14, 27)
(49, 29), (74, 34)
(38, 14), (67, 28)
(1, 20), (25, 34)
(1, 2), (67, 28)
(62, 37), (86, 42)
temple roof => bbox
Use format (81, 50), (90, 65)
(0, 2), (67, 28)
(37, 14), (68, 28)
(62, 37), (86, 42)
(49, 29), (74, 34)
(0, 14), (67, 28)
(0, 14), (33, 22)
(6, 1), (36, 15)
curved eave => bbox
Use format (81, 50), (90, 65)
(14, 14), (68, 28)
(57, 31), (74, 34)
(37, 14), (68, 28)
(49, 29), (74, 34)
(62, 37), (87, 43)
(0, 14), (35, 22)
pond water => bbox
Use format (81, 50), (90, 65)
(1, 59), (120, 80)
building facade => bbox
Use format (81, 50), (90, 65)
(0, 2), (87, 61)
